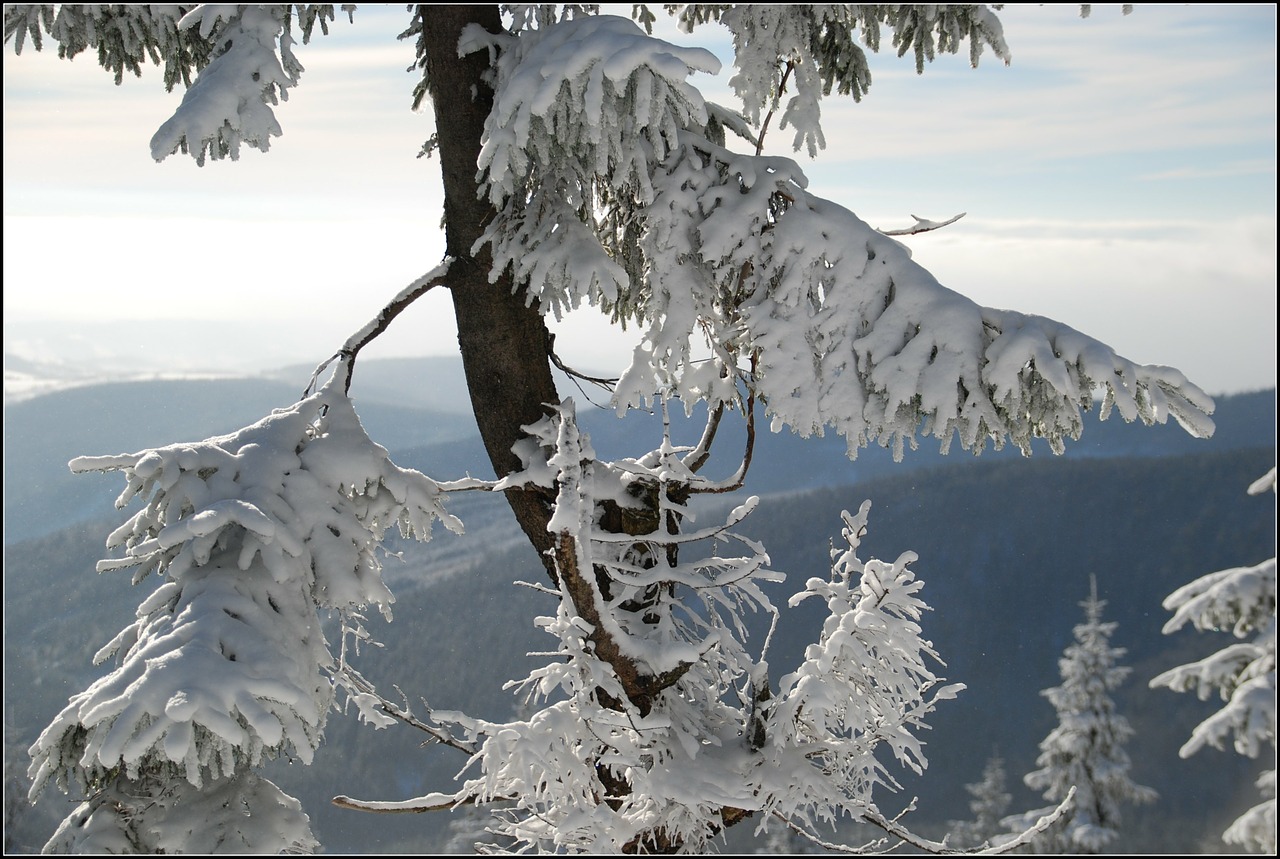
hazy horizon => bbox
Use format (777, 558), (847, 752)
(5, 5), (1277, 398)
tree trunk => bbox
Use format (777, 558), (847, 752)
(416, 9), (746, 848)
(419, 5), (560, 578)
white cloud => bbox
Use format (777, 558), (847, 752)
(2, 5), (1274, 399)
(1138, 160), (1276, 181)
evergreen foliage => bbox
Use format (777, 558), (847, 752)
(948, 752), (1011, 849)
(1150, 468), (1277, 854)
(4, 4), (1218, 854)
(24, 371), (460, 851)
(1004, 577), (1156, 852)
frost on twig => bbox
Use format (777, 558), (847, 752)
(336, 407), (980, 853)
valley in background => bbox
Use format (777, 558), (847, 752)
(4, 355), (1274, 853)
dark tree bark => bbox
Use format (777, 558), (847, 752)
(417, 10), (743, 847)
(418, 5), (561, 579)
(418, 0), (699, 706)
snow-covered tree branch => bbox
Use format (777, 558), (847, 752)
(27, 370), (459, 852)
(469, 13), (1214, 464)
(5, 3), (1222, 853)
(1151, 468), (1277, 853)
(337, 411), (965, 852)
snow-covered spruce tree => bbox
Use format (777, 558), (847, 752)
(1004, 576), (1156, 853)
(948, 752), (1012, 850)
(1150, 468), (1277, 854)
(7, 4), (1214, 854)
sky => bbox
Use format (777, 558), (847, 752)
(3, 4), (1276, 398)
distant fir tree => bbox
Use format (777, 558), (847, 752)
(948, 752), (1011, 849)
(1150, 468), (1277, 854)
(1004, 576), (1156, 853)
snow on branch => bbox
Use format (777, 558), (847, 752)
(43, 771), (318, 854)
(469, 13), (720, 321)
(673, 5), (1011, 157)
(304, 259), (455, 396)
(1150, 469), (1276, 853)
(30, 371), (462, 811)
(0, 2), (354, 166)
(3, 4), (201, 88)
(474, 13), (1214, 463)
(149, 6), (299, 163)
(879, 212), (967, 236)
(110, 3), (348, 164)
(612, 133), (1215, 460)
(757, 501), (964, 826)
(497, 400), (781, 683)
(357, 449), (979, 851)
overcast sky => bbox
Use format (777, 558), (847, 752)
(4, 4), (1276, 397)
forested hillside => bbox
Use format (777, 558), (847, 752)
(3, 364), (1274, 852)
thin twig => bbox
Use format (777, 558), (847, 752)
(548, 334), (618, 390)
(857, 787), (1076, 855)
(370, 687), (478, 756)
(879, 213), (967, 236)
(690, 354), (758, 494)
(304, 259), (454, 397)
(757, 60), (796, 155)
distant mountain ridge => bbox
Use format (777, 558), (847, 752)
(5, 442), (1273, 853)
(5, 356), (1273, 546)
(2, 372), (476, 544)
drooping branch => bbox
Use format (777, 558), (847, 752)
(861, 788), (1076, 855)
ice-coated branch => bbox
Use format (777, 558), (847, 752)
(879, 212), (967, 236)
(357, 685), (479, 757)
(332, 789), (483, 815)
(853, 787), (1076, 855)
